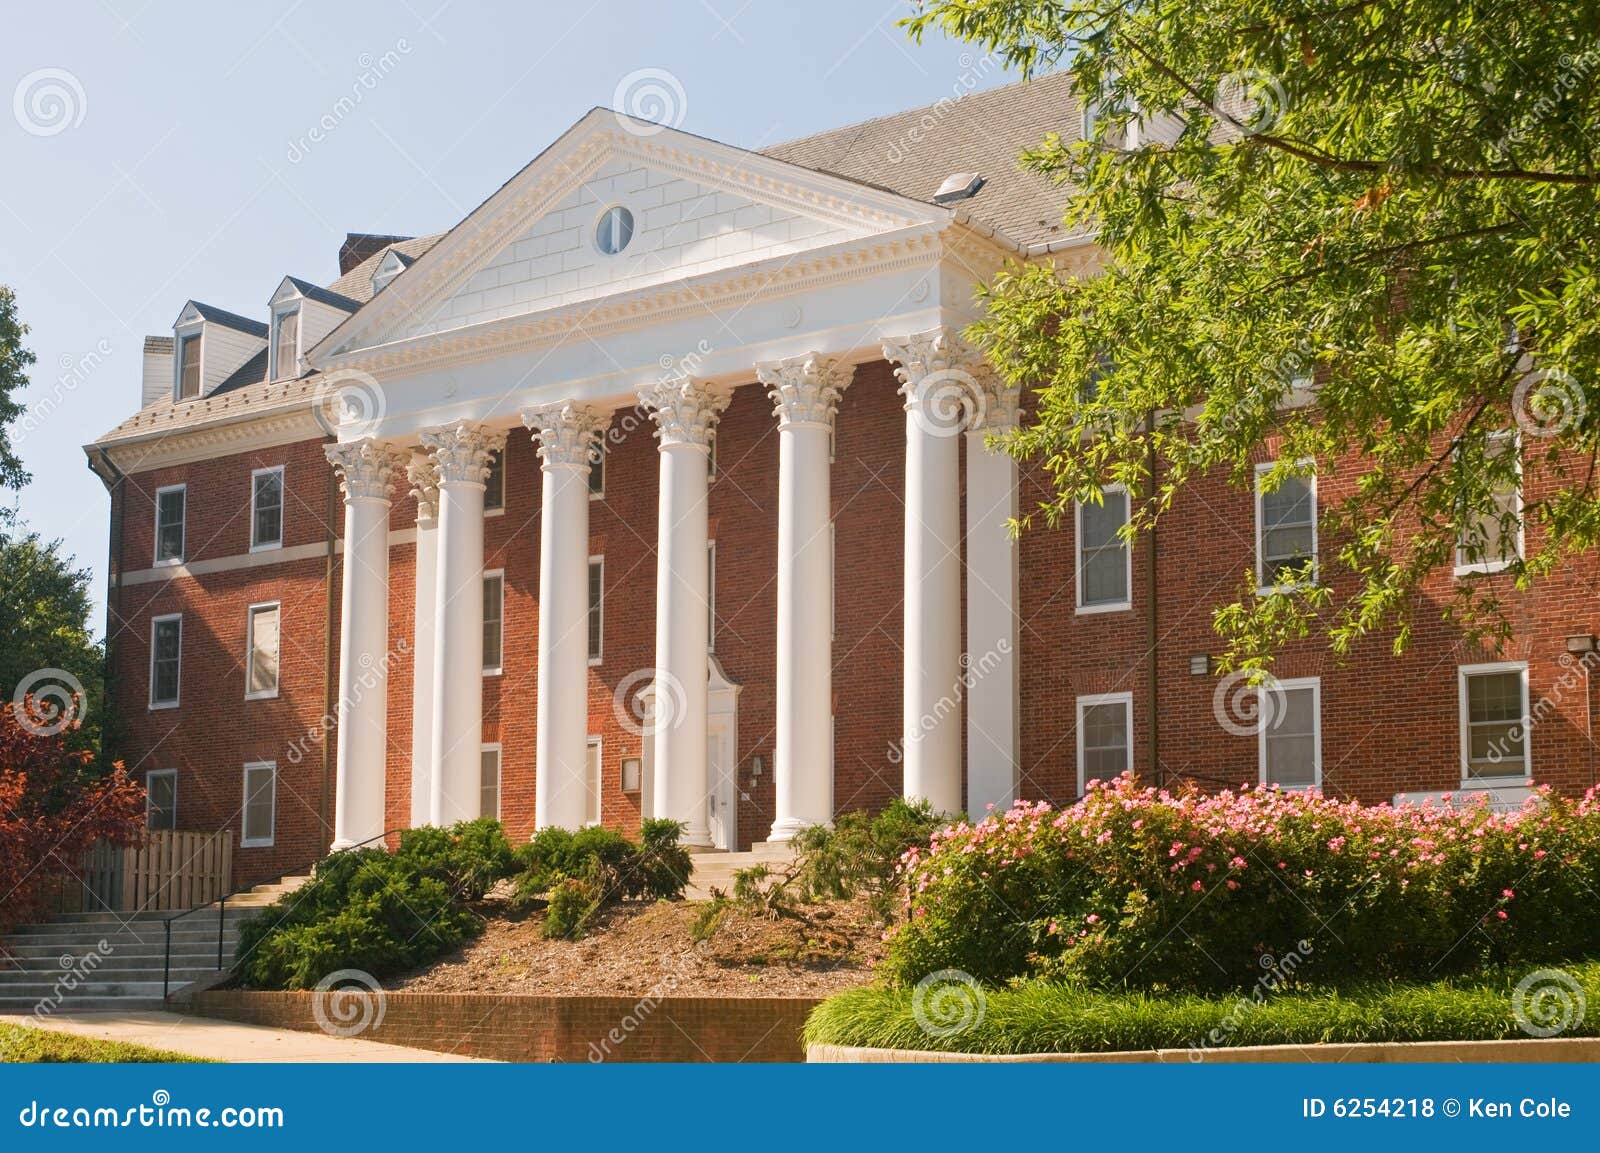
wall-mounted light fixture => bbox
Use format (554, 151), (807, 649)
(620, 757), (641, 793)
(1565, 634), (1597, 655)
(750, 754), (764, 779)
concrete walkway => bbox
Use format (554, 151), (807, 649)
(1, 1012), (495, 1063)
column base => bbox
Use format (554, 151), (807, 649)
(767, 816), (828, 843)
(328, 838), (357, 852)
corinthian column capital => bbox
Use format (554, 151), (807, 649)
(882, 326), (987, 438)
(419, 421), (506, 486)
(968, 366), (1022, 433)
(637, 377), (731, 451)
(522, 402), (610, 472)
(326, 440), (401, 502)
(406, 450), (440, 523)
(757, 353), (850, 431)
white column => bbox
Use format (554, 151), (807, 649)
(419, 421), (504, 826)
(884, 328), (974, 815)
(639, 377), (729, 848)
(406, 452), (439, 828)
(758, 353), (849, 841)
(965, 375), (1021, 815)
(523, 402), (609, 831)
(325, 440), (400, 850)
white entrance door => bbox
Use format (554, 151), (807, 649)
(706, 656), (741, 851)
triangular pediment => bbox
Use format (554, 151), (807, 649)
(310, 110), (946, 361)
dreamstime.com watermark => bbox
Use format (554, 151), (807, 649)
(285, 639), (408, 766)
(12, 67), (86, 136)
(11, 668), (86, 737)
(0, 941), (113, 1049)
(586, 938), (714, 1061)
(16, 1091), (284, 1130)
(1187, 938), (1315, 1061)
(888, 640), (1012, 765)
(1512, 967), (1587, 1038)
(311, 969), (387, 1038)
(15, 339), (111, 447)
(912, 969), (987, 1038)
(286, 41), (413, 164)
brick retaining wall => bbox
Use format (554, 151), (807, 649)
(186, 990), (820, 1062)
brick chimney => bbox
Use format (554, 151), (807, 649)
(338, 233), (413, 275)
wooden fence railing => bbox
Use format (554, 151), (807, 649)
(62, 830), (233, 913)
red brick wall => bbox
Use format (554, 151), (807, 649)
(108, 361), (1600, 891)
(188, 989), (817, 1062)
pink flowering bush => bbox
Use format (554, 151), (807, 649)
(883, 774), (1600, 993)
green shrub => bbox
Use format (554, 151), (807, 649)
(804, 963), (1600, 1055)
(234, 822), (515, 990)
(884, 776), (1600, 993)
(510, 820), (691, 938)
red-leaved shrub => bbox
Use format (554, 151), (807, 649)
(885, 774), (1600, 992)
(0, 697), (144, 935)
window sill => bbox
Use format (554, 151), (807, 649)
(1460, 775), (1532, 790)
(588, 491), (605, 502)
(240, 838), (275, 849)
(244, 690), (280, 702)
(1255, 581), (1318, 597)
(482, 667), (503, 678)
(148, 700), (179, 711)
(1076, 601), (1132, 616)
(588, 656), (603, 668)
(153, 556), (184, 568)
(484, 507), (505, 519)
(1454, 561), (1517, 577)
(250, 541), (283, 554)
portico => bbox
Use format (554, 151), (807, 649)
(304, 108), (1053, 846)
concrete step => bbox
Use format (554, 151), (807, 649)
(44, 908), (259, 925)
(7, 921), (243, 939)
(1, 942), (226, 962)
(0, 995), (166, 1012)
(686, 843), (799, 900)
(0, 955), (224, 976)
(0, 979), (173, 998)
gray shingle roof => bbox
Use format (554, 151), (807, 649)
(764, 69), (1083, 248)
(283, 276), (362, 313)
(325, 235), (445, 304)
(213, 348), (270, 395)
(189, 302), (269, 338)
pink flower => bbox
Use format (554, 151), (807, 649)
(1190, 880), (1203, 892)
(1496, 910), (1509, 920)
(1085, 913), (1100, 924)
(1502, 888), (1515, 899)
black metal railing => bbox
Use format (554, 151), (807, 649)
(160, 829), (404, 1000)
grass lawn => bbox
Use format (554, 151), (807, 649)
(804, 962), (1600, 1055)
(0, 1023), (213, 1064)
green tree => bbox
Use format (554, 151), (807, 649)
(0, 532), (106, 757)
(0, 286), (104, 755)
(909, 1), (1600, 667)
(0, 286), (34, 496)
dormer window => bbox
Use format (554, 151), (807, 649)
(177, 333), (201, 400)
(371, 249), (409, 295)
(272, 309), (300, 381)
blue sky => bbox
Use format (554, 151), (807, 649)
(0, 0), (1019, 632)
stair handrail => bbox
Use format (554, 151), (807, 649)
(160, 829), (405, 1000)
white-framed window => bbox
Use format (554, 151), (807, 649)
(1076, 486), (1131, 612)
(482, 570), (504, 674)
(586, 736), (603, 826)
(480, 744), (502, 819)
(1255, 462), (1317, 591)
(1459, 662), (1531, 784)
(1455, 431), (1523, 575)
(245, 601), (281, 700)
(149, 614), (182, 709)
(251, 466), (285, 551)
(270, 308), (299, 382)
(594, 204), (634, 255)
(707, 540), (717, 653)
(153, 484), (186, 565)
(588, 555), (604, 665)
(1076, 692), (1133, 795)
(241, 762), (276, 848)
(175, 331), (201, 400)
(146, 769), (177, 831)
(483, 449), (505, 513)
(1259, 677), (1321, 789)
(588, 443), (605, 499)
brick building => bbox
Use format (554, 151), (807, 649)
(86, 74), (1598, 888)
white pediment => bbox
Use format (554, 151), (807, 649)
(312, 110), (946, 361)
